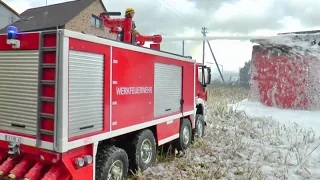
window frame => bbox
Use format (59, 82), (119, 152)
(91, 14), (103, 29)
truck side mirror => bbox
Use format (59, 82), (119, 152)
(206, 67), (211, 84)
(198, 66), (211, 87)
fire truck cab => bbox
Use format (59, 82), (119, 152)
(0, 23), (211, 179)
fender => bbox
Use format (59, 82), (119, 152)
(195, 97), (208, 123)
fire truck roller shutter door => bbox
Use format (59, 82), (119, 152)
(68, 50), (104, 138)
(154, 63), (182, 117)
(0, 50), (39, 135)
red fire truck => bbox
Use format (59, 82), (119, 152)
(0, 12), (211, 180)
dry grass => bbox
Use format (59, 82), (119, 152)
(130, 87), (320, 180)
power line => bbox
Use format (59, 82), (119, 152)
(160, 0), (188, 20)
(154, 0), (189, 23)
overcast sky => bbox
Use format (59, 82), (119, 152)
(4, 0), (320, 74)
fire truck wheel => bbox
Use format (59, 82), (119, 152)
(131, 129), (157, 171)
(95, 145), (129, 180)
(195, 114), (205, 138)
(175, 118), (192, 151)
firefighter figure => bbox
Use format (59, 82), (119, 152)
(119, 8), (139, 44)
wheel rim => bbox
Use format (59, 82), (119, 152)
(108, 160), (123, 180)
(141, 139), (153, 164)
(182, 126), (190, 145)
(197, 120), (203, 137)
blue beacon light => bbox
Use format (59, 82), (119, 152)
(7, 26), (18, 40)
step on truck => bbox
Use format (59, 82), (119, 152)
(0, 22), (211, 179)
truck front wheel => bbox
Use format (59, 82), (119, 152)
(95, 145), (129, 180)
(195, 114), (205, 138)
(130, 129), (157, 171)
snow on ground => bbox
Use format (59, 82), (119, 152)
(228, 99), (320, 137)
(138, 88), (320, 180)
(228, 98), (320, 180)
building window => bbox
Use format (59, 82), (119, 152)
(91, 14), (102, 29)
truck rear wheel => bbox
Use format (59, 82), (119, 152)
(95, 144), (129, 180)
(175, 118), (192, 151)
(130, 129), (157, 171)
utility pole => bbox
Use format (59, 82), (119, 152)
(207, 41), (225, 82)
(201, 27), (208, 66)
(201, 27), (225, 82)
(201, 27), (208, 86)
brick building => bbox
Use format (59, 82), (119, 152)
(0, 0), (117, 40)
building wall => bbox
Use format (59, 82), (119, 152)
(65, 0), (117, 40)
(0, 3), (20, 30)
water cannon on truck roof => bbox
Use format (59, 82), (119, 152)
(99, 11), (163, 50)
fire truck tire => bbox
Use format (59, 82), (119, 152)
(195, 114), (205, 138)
(95, 145), (129, 180)
(175, 118), (192, 151)
(130, 129), (157, 171)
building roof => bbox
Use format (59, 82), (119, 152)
(0, 0), (107, 33)
(0, 1), (20, 17)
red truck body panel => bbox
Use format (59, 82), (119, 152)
(67, 36), (195, 142)
(0, 32), (40, 50)
(110, 46), (194, 130)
